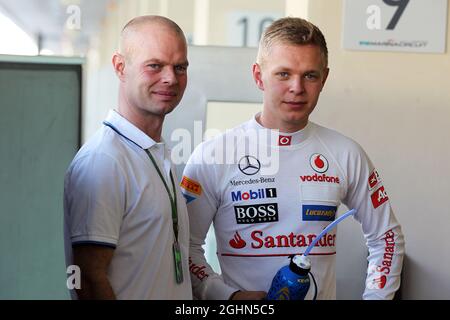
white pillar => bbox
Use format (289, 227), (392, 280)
(159, 0), (169, 16)
(138, 0), (159, 14)
(193, 0), (210, 45)
(285, 0), (310, 19)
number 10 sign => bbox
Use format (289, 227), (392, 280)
(343, 0), (448, 53)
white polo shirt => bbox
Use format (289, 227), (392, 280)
(64, 110), (192, 300)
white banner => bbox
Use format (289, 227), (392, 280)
(228, 11), (283, 47)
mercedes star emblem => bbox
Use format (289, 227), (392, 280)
(238, 155), (261, 175)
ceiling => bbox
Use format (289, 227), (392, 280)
(0, 0), (111, 56)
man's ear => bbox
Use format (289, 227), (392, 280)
(320, 67), (330, 91)
(252, 63), (264, 91)
(112, 53), (126, 81)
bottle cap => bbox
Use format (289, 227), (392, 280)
(289, 255), (311, 275)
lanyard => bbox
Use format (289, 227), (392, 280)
(145, 150), (184, 284)
(103, 121), (184, 283)
(144, 149), (178, 241)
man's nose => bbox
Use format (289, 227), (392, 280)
(289, 76), (305, 94)
(161, 67), (178, 85)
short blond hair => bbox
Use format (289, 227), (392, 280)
(257, 17), (328, 67)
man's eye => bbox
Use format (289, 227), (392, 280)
(305, 73), (319, 80)
(175, 65), (187, 74)
(277, 72), (289, 78)
(147, 64), (161, 69)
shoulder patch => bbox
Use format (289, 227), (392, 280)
(368, 169), (381, 190)
(371, 186), (389, 209)
(180, 176), (202, 196)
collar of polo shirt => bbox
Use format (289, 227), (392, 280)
(105, 109), (158, 150)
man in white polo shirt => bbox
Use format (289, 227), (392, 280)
(64, 15), (192, 299)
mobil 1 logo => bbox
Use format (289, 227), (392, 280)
(234, 203), (279, 224)
(231, 187), (277, 202)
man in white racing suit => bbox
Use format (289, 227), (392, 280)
(181, 17), (404, 300)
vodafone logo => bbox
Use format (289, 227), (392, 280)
(300, 173), (340, 184)
(278, 135), (292, 146)
(310, 154), (328, 173)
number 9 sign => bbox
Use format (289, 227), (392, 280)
(343, 0), (448, 53)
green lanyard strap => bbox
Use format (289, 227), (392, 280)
(102, 121), (183, 283)
(145, 149), (183, 284)
(144, 149), (178, 241)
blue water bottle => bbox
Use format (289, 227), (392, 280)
(266, 255), (312, 300)
(266, 209), (357, 300)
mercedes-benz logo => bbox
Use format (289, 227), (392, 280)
(238, 155), (261, 176)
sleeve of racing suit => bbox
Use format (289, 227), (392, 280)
(181, 144), (239, 300)
(342, 143), (405, 300)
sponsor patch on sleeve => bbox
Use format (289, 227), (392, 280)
(367, 271), (387, 290)
(302, 205), (337, 221)
(180, 176), (202, 196)
(182, 193), (197, 204)
(188, 257), (209, 281)
(368, 169), (381, 190)
(371, 186), (389, 209)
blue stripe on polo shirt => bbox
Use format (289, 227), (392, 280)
(72, 241), (117, 249)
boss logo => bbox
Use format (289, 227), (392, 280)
(234, 203), (279, 224)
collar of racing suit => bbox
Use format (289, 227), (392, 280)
(250, 113), (314, 147)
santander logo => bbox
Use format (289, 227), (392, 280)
(229, 231), (246, 249)
(367, 229), (396, 290)
(310, 154), (328, 173)
(370, 275), (387, 289)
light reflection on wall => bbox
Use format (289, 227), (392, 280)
(0, 11), (38, 55)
